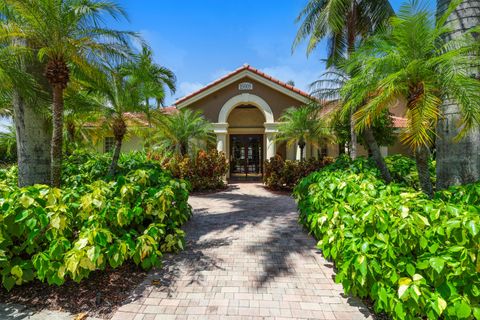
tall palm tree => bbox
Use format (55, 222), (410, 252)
(151, 109), (214, 157)
(1, 0), (135, 187)
(276, 104), (335, 161)
(123, 46), (176, 110)
(436, 0), (480, 189)
(0, 38), (51, 186)
(343, 0), (480, 197)
(293, 0), (394, 160)
(311, 65), (393, 182)
(86, 66), (144, 176)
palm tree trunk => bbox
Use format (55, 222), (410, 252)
(13, 90), (51, 187)
(108, 116), (127, 176)
(50, 84), (64, 187)
(108, 137), (123, 176)
(347, 1), (358, 160)
(350, 109), (357, 160)
(180, 143), (188, 157)
(363, 128), (392, 183)
(436, 0), (480, 189)
(415, 146), (434, 198)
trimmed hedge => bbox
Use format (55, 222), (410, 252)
(294, 156), (480, 320)
(0, 152), (191, 291)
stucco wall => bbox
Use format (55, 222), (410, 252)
(184, 76), (305, 123)
(227, 106), (265, 128)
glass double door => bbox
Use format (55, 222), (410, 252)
(230, 134), (263, 180)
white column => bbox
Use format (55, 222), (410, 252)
(264, 122), (278, 160)
(216, 133), (226, 152)
(213, 123), (229, 153)
(296, 145), (302, 161)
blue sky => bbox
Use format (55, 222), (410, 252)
(116, 0), (328, 106)
(113, 0), (435, 105)
(0, 0), (436, 131)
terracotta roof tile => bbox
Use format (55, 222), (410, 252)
(392, 116), (407, 128)
(174, 64), (312, 105)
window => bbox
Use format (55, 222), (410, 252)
(104, 137), (115, 153)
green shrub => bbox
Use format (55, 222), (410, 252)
(294, 156), (480, 320)
(0, 152), (191, 291)
(163, 149), (228, 192)
(264, 155), (333, 191)
(385, 154), (436, 189)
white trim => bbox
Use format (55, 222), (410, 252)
(219, 93), (275, 123)
(213, 122), (229, 134)
(176, 69), (311, 109)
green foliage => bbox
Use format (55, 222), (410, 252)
(264, 155), (333, 191)
(294, 156), (480, 320)
(275, 104), (335, 161)
(0, 152), (191, 291)
(163, 149), (228, 192)
(385, 154), (436, 190)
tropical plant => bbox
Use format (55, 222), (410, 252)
(294, 156), (480, 320)
(0, 123), (16, 163)
(293, 0), (394, 159)
(342, 0), (480, 197)
(311, 65), (395, 182)
(1, 0), (136, 187)
(264, 155), (333, 190)
(151, 109), (214, 157)
(0, 151), (191, 291)
(123, 46), (176, 111)
(275, 104), (335, 161)
(435, 0), (480, 189)
(163, 149), (229, 192)
(84, 66), (145, 176)
(0, 35), (50, 187)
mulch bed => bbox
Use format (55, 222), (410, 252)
(0, 263), (147, 319)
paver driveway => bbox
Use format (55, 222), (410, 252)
(112, 183), (372, 320)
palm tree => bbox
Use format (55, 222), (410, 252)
(276, 104), (335, 161)
(343, 1), (480, 197)
(85, 66), (144, 176)
(123, 46), (176, 110)
(1, 0), (135, 187)
(293, 0), (394, 160)
(0, 38), (51, 186)
(436, 0), (480, 189)
(151, 109), (214, 157)
(311, 65), (393, 182)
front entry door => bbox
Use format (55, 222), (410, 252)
(230, 135), (263, 180)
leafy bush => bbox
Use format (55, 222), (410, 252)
(294, 156), (479, 320)
(385, 154), (436, 189)
(0, 151), (191, 291)
(264, 155), (333, 191)
(162, 149), (228, 192)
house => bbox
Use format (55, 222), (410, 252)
(96, 64), (409, 179)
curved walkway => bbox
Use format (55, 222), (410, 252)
(112, 184), (372, 320)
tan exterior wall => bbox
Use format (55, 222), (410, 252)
(184, 76), (304, 123)
(227, 106), (265, 128)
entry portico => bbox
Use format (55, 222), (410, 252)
(175, 64), (315, 179)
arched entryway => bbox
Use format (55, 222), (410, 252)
(214, 93), (278, 180)
(228, 105), (265, 180)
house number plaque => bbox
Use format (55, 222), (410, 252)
(238, 82), (253, 90)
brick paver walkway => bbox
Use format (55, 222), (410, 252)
(112, 183), (372, 320)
